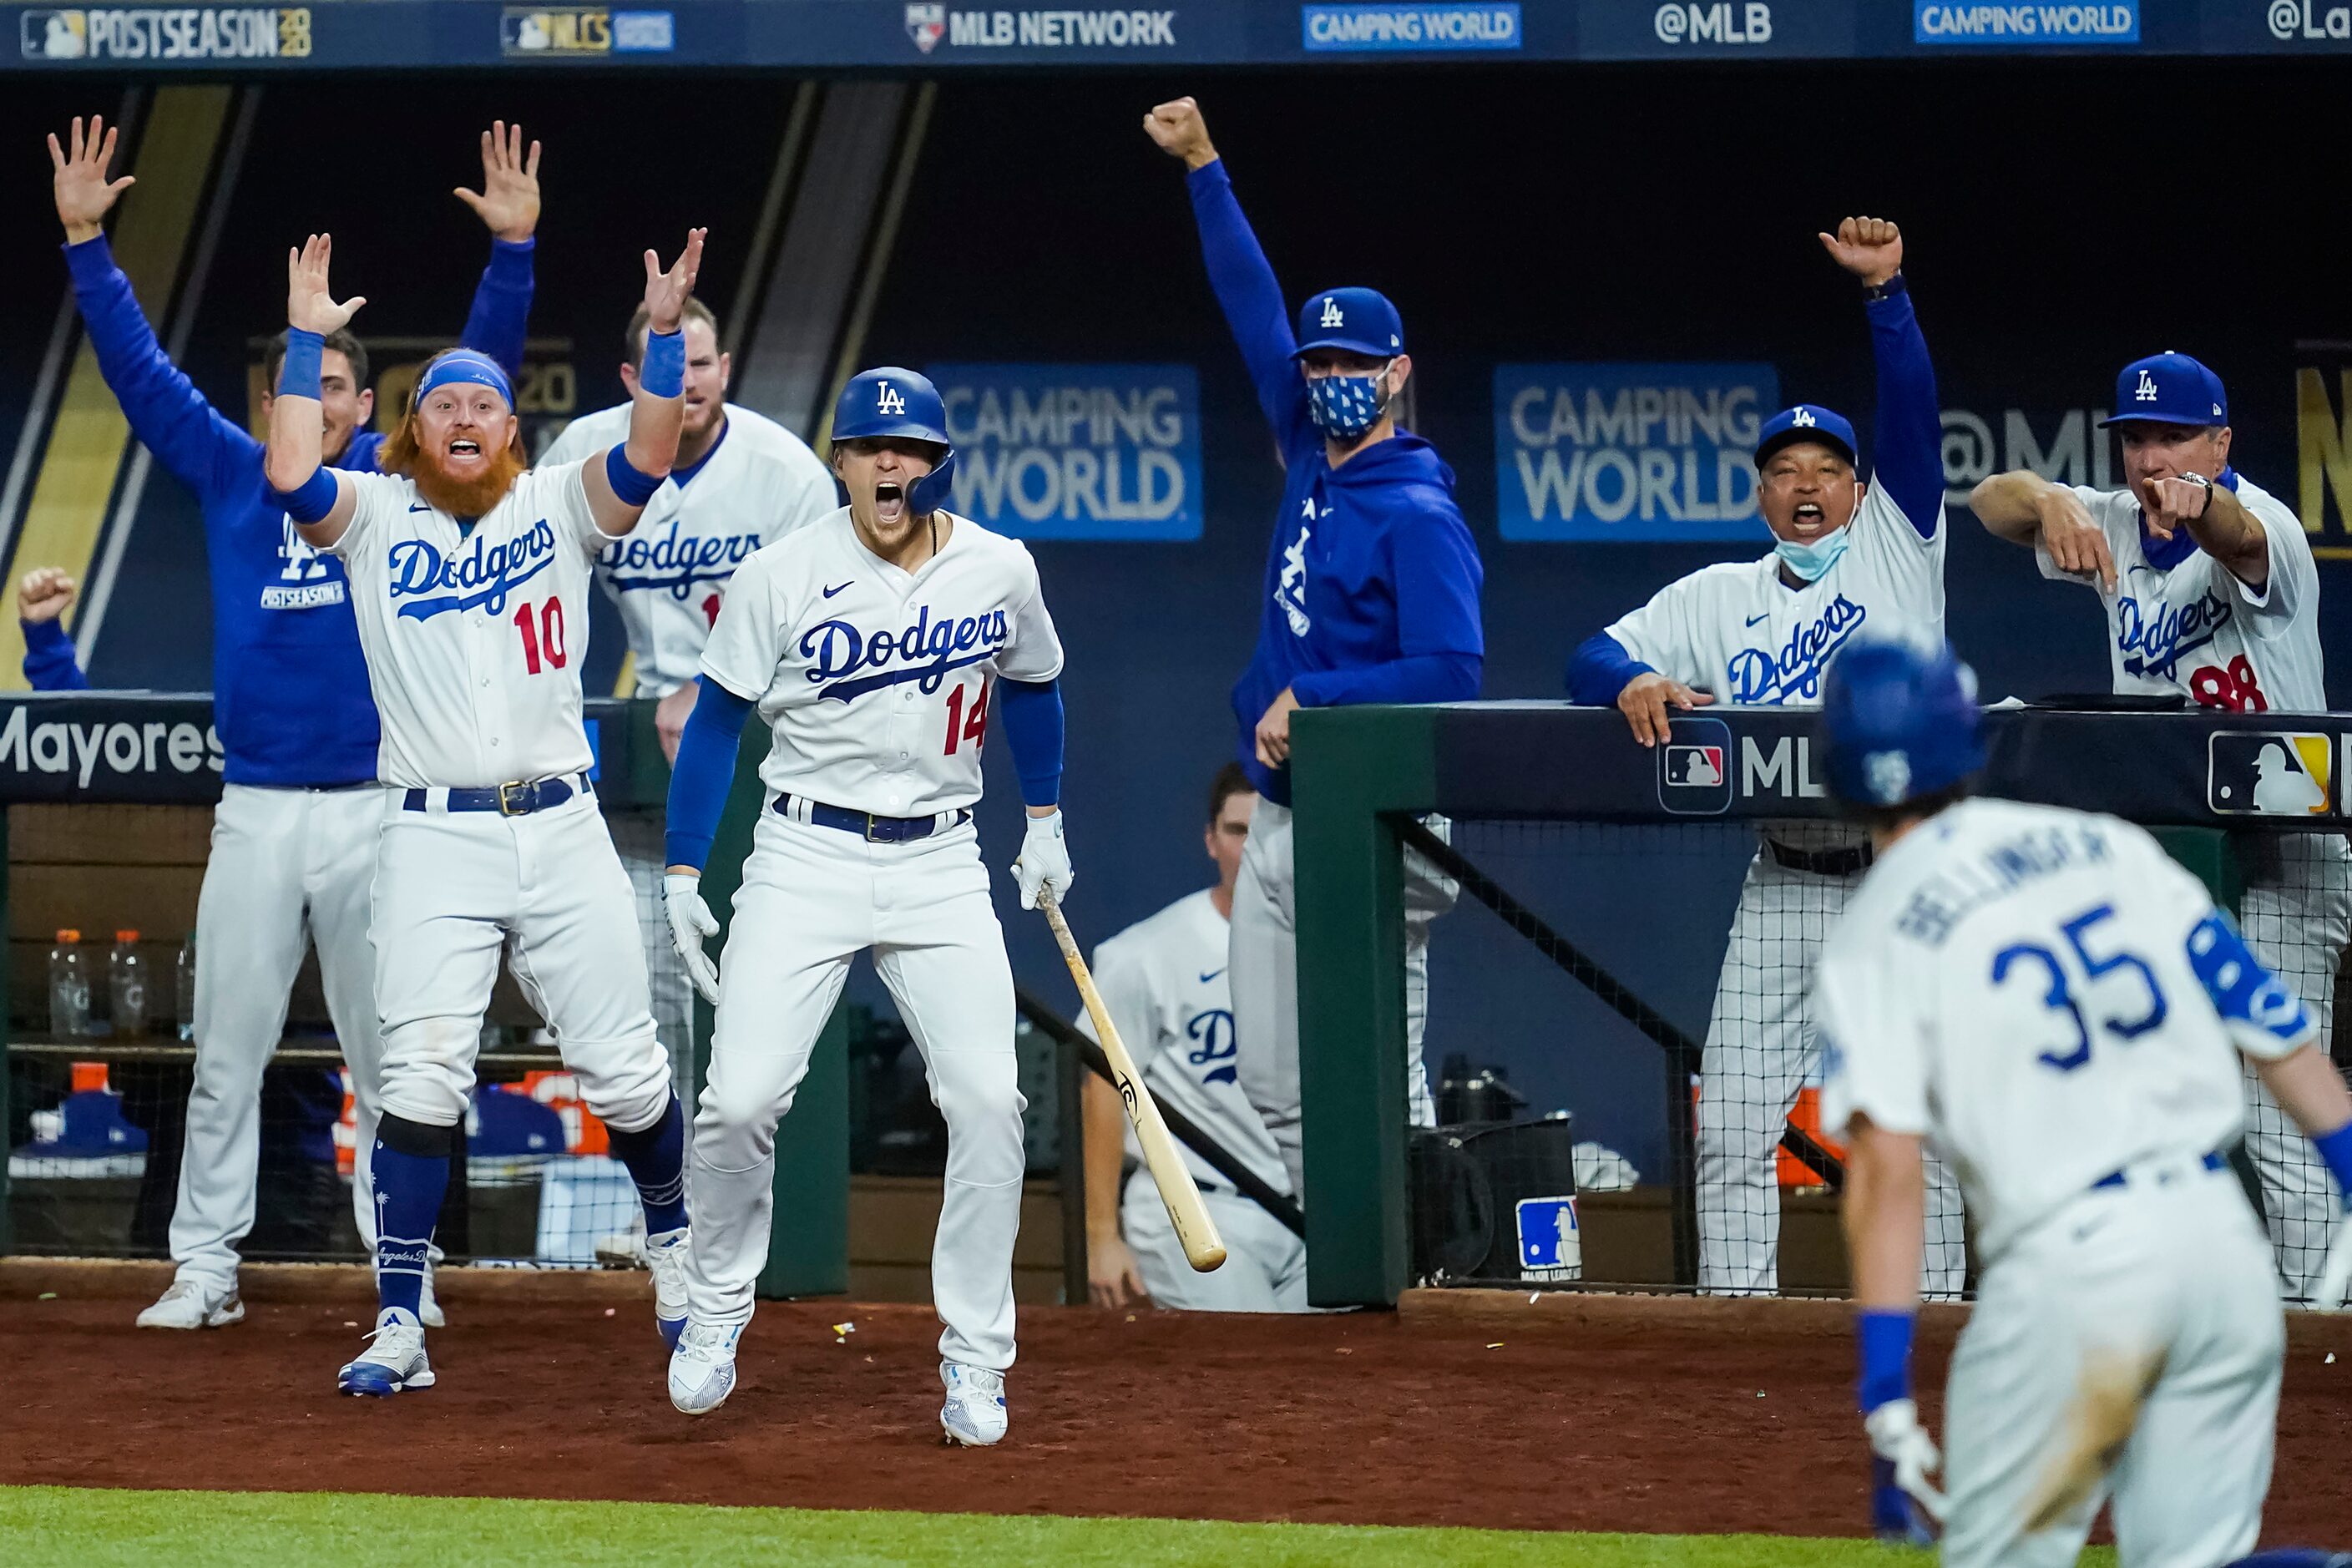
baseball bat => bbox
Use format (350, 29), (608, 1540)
(1035, 888), (1227, 1272)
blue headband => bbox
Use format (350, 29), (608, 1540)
(414, 350), (513, 409)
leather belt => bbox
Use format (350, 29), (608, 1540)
(402, 774), (589, 816)
(774, 792), (970, 844)
(1765, 838), (1873, 878)
(2091, 1149), (2228, 1191)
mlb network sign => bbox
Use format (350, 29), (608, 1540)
(1301, 3), (1520, 50)
(929, 364), (1203, 541)
(1495, 362), (1778, 542)
(19, 6), (307, 58)
(1914, 2), (2138, 43)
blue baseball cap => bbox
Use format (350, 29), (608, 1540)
(1754, 403), (1858, 468)
(1820, 631), (1985, 811)
(2099, 352), (2228, 429)
(1293, 287), (1404, 360)
(414, 349), (513, 410)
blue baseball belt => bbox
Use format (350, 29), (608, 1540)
(402, 774), (591, 816)
(772, 792), (970, 843)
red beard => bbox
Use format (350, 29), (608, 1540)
(408, 441), (528, 518)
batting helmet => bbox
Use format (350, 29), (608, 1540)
(832, 367), (956, 516)
(1819, 632), (1985, 812)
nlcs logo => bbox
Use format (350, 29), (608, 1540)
(1319, 296), (1344, 328)
(877, 383), (907, 415)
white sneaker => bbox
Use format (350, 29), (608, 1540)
(668, 1320), (741, 1416)
(337, 1308), (434, 1398)
(136, 1277), (245, 1330)
(940, 1362), (1009, 1447)
(417, 1267), (447, 1330)
(646, 1227), (690, 1348)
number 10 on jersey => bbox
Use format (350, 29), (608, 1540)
(513, 599), (569, 674)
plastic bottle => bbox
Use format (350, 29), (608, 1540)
(48, 929), (93, 1039)
(109, 928), (149, 1038)
(176, 934), (198, 1043)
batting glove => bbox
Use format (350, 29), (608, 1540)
(1013, 809), (1074, 910)
(1864, 1398), (1949, 1525)
(663, 873), (721, 1005)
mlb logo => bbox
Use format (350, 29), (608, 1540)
(2208, 731), (2333, 817)
(1515, 1196), (1581, 1282)
(22, 10), (88, 58)
(905, 3), (946, 51)
(1657, 716), (1732, 816)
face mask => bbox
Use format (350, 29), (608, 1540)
(1772, 524), (1852, 583)
(1307, 367), (1390, 441)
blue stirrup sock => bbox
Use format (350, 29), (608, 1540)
(607, 1092), (688, 1236)
(371, 1115), (454, 1321)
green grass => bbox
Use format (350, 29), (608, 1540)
(1, 1486), (2128, 1565)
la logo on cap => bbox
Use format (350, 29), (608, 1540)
(878, 383), (907, 415)
(2135, 370), (2159, 402)
(1793, 407), (1817, 427)
(1320, 296), (1344, 327)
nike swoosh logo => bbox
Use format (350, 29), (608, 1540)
(823, 580), (853, 598)
(408, 503), (432, 513)
(1199, 969), (1225, 984)
(1745, 612), (1770, 627)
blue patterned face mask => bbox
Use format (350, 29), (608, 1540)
(1772, 524), (1852, 583)
(1306, 367), (1392, 441)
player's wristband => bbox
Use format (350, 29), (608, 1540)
(278, 328), (325, 398)
(271, 467), (340, 525)
(605, 444), (665, 508)
(1856, 1309), (1914, 1414)
(2314, 1123), (2352, 1206)
(639, 327), (685, 399)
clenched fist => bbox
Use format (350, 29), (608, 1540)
(18, 568), (77, 625)
(1143, 97), (1219, 170)
(1818, 215), (1904, 288)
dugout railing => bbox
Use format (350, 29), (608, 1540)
(1290, 701), (2345, 1309)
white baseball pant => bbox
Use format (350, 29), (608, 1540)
(169, 782), (387, 1292)
(609, 812), (697, 1106)
(685, 811), (1026, 1371)
(1122, 1171), (1306, 1312)
(1230, 801), (1449, 1199)
(369, 792), (672, 1139)
(1937, 1159), (2280, 1568)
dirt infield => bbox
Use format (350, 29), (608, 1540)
(5, 1268), (2352, 1543)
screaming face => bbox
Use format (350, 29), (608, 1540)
(832, 435), (944, 543)
(1758, 440), (1864, 544)
(382, 381), (528, 518)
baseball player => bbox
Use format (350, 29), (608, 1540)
(1972, 352), (2351, 1302)
(1812, 632), (2352, 1567)
(539, 295), (835, 1144)
(262, 227), (706, 1395)
(1080, 763), (1303, 1313)
(1565, 218), (1964, 1298)
(1145, 97), (1484, 1197)
(48, 116), (540, 1333)
(658, 367), (1068, 1444)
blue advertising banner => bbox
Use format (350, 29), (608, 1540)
(1495, 362), (1779, 543)
(928, 363), (1203, 542)
(1581, 0), (1855, 58)
(1913, 2), (2140, 44)
(1300, 3), (1522, 52)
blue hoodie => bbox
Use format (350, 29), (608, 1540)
(63, 233), (533, 786)
(1186, 160), (1485, 806)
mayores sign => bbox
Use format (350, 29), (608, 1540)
(929, 363), (1203, 541)
(1494, 362), (1778, 543)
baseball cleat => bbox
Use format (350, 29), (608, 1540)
(136, 1277), (245, 1330)
(417, 1267), (447, 1330)
(645, 1227), (690, 1348)
(337, 1308), (434, 1398)
(668, 1320), (741, 1415)
(939, 1362), (1009, 1447)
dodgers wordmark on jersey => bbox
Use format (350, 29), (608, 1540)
(1606, 483), (1945, 707)
(699, 508), (1063, 817)
(330, 460), (606, 789)
(2036, 474), (2323, 712)
(1816, 797), (2314, 1265)
(541, 403), (837, 696)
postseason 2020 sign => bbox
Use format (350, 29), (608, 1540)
(928, 363), (1204, 541)
(1494, 362), (1779, 542)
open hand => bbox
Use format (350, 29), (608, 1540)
(18, 568), (78, 625)
(1818, 215), (1903, 287)
(642, 228), (706, 337)
(2035, 483), (2117, 592)
(1617, 670), (1714, 749)
(453, 120), (541, 244)
(49, 115), (135, 243)
(1143, 97), (1219, 169)
(286, 234), (365, 335)
(1089, 1234), (1153, 1310)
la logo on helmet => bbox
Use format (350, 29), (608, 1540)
(878, 384), (907, 415)
(1319, 297), (1343, 327)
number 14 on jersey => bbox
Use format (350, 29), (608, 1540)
(944, 675), (989, 755)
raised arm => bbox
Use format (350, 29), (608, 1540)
(453, 121), (541, 377)
(1818, 218), (1940, 539)
(1970, 470), (2117, 593)
(1144, 98), (1310, 453)
(581, 229), (703, 537)
(49, 115), (258, 500)
(264, 235), (365, 547)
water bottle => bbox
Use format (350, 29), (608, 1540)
(48, 929), (93, 1039)
(176, 934), (198, 1043)
(109, 929), (149, 1038)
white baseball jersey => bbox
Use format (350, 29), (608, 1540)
(330, 462), (606, 789)
(541, 404), (836, 697)
(2036, 473), (2324, 712)
(699, 509), (1064, 817)
(1606, 485), (1945, 706)
(1077, 888), (1293, 1197)
(1816, 797), (2315, 1266)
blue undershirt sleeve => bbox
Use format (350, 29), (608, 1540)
(19, 619), (90, 692)
(663, 679), (756, 871)
(995, 676), (1065, 808)
(1567, 632), (1653, 706)
(458, 238), (536, 378)
(1185, 160), (1312, 454)
(1864, 276), (1943, 541)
